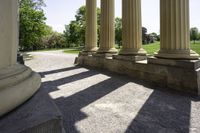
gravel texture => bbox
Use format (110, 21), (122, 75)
(26, 51), (200, 133)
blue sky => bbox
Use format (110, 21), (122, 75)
(43, 0), (200, 33)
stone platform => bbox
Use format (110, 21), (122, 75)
(0, 88), (64, 133)
(113, 55), (147, 61)
(76, 55), (200, 95)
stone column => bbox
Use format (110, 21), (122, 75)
(97, 0), (117, 54)
(120, 0), (146, 56)
(84, 0), (98, 53)
(0, 0), (41, 116)
(155, 0), (199, 59)
(0, 0), (18, 70)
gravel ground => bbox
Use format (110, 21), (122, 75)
(26, 51), (200, 133)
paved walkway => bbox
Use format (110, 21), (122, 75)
(26, 51), (200, 133)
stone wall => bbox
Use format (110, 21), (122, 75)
(76, 55), (200, 95)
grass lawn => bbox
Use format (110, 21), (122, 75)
(63, 48), (82, 54)
(191, 42), (200, 55)
(62, 41), (200, 56)
(33, 48), (65, 52)
(143, 41), (200, 55)
(143, 42), (160, 55)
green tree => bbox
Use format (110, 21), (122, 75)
(69, 21), (82, 47)
(198, 33), (200, 41)
(115, 17), (122, 48)
(75, 6), (86, 46)
(39, 32), (66, 49)
(44, 25), (54, 36)
(19, 0), (47, 51)
(142, 27), (148, 44)
(64, 6), (101, 47)
(148, 32), (159, 42)
(63, 25), (71, 47)
(190, 27), (199, 44)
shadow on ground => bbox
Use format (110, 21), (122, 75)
(39, 66), (81, 78)
(39, 66), (200, 133)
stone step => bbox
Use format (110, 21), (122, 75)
(0, 88), (64, 133)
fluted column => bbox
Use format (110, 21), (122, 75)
(120, 0), (146, 55)
(0, 0), (18, 70)
(155, 0), (199, 59)
(97, 0), (117, 54)
(84, 0), (98, 52)
(0, 0), (41, 116)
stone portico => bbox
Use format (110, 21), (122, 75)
(0, 0), (200, 132)
(77, 0), (200, 95)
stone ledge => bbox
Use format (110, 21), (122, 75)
(113, 55), (147, 62)
(0, 88), (63, 133)
(148, 57), (200, 70)
(79, 51), (96, 56)
(92, 53), (117, 59)
(76, 55), (200, 95)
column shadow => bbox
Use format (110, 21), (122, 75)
(125, 90), (199, 133)
(39, 66), (199, 133)
(39, 66), (129, 132)
(53, 77), (128, 133)
(41, 70), (100, 93)
(39, 66), (81, 78)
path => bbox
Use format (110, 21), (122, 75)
(26, 51), (200, 133)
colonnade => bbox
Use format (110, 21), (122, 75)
(84, 0), (199, 59)
(0, 0), (200, 117)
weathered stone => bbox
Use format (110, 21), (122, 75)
(79, 51), (96, 56)
(77, 55), (200, 95)
(93, 52), (117, 59)
(148, 57), (200, 70)
(0, 64), (41, 117)
(113, 55), (147, 62)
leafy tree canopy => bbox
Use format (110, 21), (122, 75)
(190, 27), (199, 44)
(115, 17), (122, 48)
(63, 6), (101, 48)
(19, 0), (47, 51)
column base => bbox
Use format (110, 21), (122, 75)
(83, 47), (98, 53)
(0, 64), (41, 117)
(113, 55), (147, 62)
(92, 52), (118, 58)
(155, 50), (199, 60)
(97, 47), (118, 54)
(119, 48), (147, 56)
(94, 47), (118, 58)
